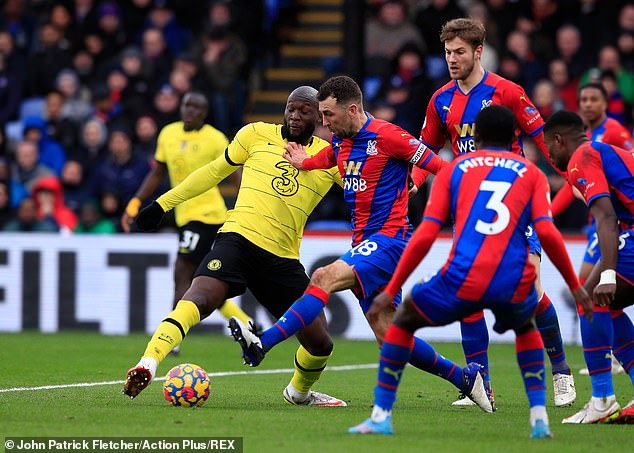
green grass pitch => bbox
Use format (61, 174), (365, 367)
(0, 332), (631, 453)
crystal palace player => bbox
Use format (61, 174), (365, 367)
(349, 105), (591, 438)
(415, 18), (574, 407)
(545, 110), (634, 424)
(230, 75), (494, 412)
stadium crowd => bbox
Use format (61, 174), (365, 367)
(0, 0), (633, 234)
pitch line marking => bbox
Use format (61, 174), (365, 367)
(0, 363), (377, 393)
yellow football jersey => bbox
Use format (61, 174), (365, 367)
(155, 122), (229, 226)
(157, 122), (341, 259)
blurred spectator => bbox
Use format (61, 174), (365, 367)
(374, 42), (432, 135)
(60, 159), (91, 214)
(554, 24), (590, 80)
(466, 1), (499, 72)
(505, 30), (545, 95)
(601, 69), (627, 125)
(151, 84), (180, 127)
(0, 29), (26, 83)
(617, 31), (634, 72)
(73, 0), (100, 42)
(11, 140), (54, 192)
(497, 53), (522, 86)
(45, 90), (78, 152)
(91, 83), (122, 125)
(32, 176), (78, 232)
(56, 69), (91, 122)
(200, 18), (248, 135)
(74, 198), (116, 233)
(118, 46), (152, 117)
(27, 22), (72, 97)
(50, 2), (79, 52)
(143, 0), (190, 56)
(141, 27), (172, 84)
(23, 116), (66, 176)
(531, 79), (562, 120)
(173, 50), (206, 93)
(0, 0), (35, 56)
(96, 1), (128, 60)
(133, 114), (158, 158)
(72, 117), (109, 172)
(3, 197), (58, 232)
(483, 0), (521, 48)
(581, 45), (634, 106)
(548, 58), (578, 111)
(0, 52), (22, 126)
(365, 0), (425, 83)
(0, 179), (12, 229)
(91, 127), (150, 209)
(0, 157), (27, 208)
(71, 48), (96, 85)
(168, 68), (192, 97)
(99, 188), (122, 228)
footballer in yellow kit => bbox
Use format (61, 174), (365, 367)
(121, 92), (252, 348)
(124, 86), (347, 407)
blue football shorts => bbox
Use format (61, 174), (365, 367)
(340, 233), (407, 313)
(525, 223), (542, 256)
(616, 226), (634, 285)
(409, 272), (539, 334)
(582, 221), (600, 266)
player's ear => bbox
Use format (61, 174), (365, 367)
(474, 44), (483, 60)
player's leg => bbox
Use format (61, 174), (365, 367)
(563, 261), (621, 423)
(350, 277), (492, 435)
(457, 311), (491, 405)
(123, 275), (231, 398)
(246, 259), (356, 358)
(528, 231), (574, 406)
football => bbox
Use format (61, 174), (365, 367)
(163, 363), (210, 407)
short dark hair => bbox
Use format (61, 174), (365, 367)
(475, 105), (516, 145)
(579, 82), (608, 101)
(440, 18), (486, 49)
(543, 110), (585, 136)
(317, 75), (363, 106)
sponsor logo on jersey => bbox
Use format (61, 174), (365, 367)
(343, 160), (363, 175)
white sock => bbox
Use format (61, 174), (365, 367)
(138, 357), (158, 381)
(285, 383), (308, 402)
(529, 405), (548, 426)
(371, 405), (392, 423)
(592, 395), (616, 411)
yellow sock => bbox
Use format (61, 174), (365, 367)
(218, 299), (251, 324)
(143, 300), (200, 363)
(290, 345), (332, 393)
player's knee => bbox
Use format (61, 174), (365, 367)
(309, 266), (331, 288)
(182, 277), (228, 319)
(302, 336), (333, 356)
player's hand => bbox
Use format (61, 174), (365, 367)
(367, 291), (394, 324)
(135, 201), (165, 232)
(283, 142), (308, 169)
(572, 286), (593, 321)
(408, 176), (418, 198)
(593, 281), (616, 309)
(122, 197), (142, 233)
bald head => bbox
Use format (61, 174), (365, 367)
(288, 86), (318, 108)
(283, 86), (320, 145)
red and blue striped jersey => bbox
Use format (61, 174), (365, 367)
(587, 117), (633, 150)
(315, 116), (444, 245)
(568, 141), (634, 223)
(420, 71), (543, 156)
(424, 150), (552, 301)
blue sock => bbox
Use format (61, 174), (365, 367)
(374, 324), (413, 411)
(460, 312), (490, 383)
(516, 330), (546, 408)
(408, 337), (464, 390)
(611, 310), (634, 386)
(535, 293), (569, 374)
(579, 308), (614, 398)
(260, 286), (327, 350)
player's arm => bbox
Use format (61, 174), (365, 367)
(367, 168), (450, 322)
(530, 169), (592, 319)
(571, 150), (618, 306)
(122, 161), (168, 232)
(550, 183), (575, 218)
(410, 96), (448, 189)
(284, 142), (336, 170)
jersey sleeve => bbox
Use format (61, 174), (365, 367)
(568, 148), (610, 206)
(225, 124), (253, 165)
(529, 166), (554, 223)
(419, 93), (446, 150)
(605, 127), (634, 150)
(303, 145), (337, 170)
(506, 82), (544, 136)
(383, 124), (446, 174)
